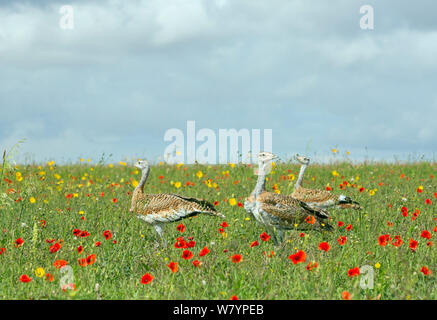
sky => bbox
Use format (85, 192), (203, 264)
(1, 0), (437, 164)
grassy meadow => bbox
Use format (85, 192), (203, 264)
(0, 159), (436, 300)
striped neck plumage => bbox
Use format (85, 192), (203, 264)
(136, 166), (150, 193)
(296, 163), (307, 188)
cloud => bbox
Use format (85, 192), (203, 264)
(0, 0), (436, 163)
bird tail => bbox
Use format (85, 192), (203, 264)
(337, 195), (362, 210)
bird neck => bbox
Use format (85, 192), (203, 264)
(253, 163), (267, 197)
(295, 163), (307, 189)
(135, 166), (150, 194)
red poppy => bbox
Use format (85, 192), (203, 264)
(346, 224), (353, 231)
(174, 237), (187, 249)
(288, 250), (306, 264)
(421, 230), (431, 240)
(45, 273), (54, 282)
(434, 226), (437, 233)
(417, 188), (423, 193)
(326, 186), (331, 191)
(199, 246), (210, 257)
(318, 242), (330, 252)
(425, 199), (431, 205)
(338, 236), (347, 246)
(426, 241), (433, 247)
(305, 216), (315, 224)
(299, 233), (305, 238)
(182, 250), (193, 260)
(49, 242), (61, 253)
(260, 232), (270, 242)
(401, 206), (408, 217)
(347, 267), (360, 277)
(140, 273), (154, 284)
(112, 198), (117, 203)
(0, 248), (6, 256)
(167, 261), (179, 273)
(78, 258), (88, 267)
(86, 254), (96, 265)
(392, 235), (403, 247)
(19, 274), (32, 283)
(250, 240), (259, 248)
(192, 259), (201, 267)
(218, 228), (225, 234)
(53, 260), (68, 269)
(220, 221), (229, 228)
(378, 235), (390, 246)
(77, 246), (83, 254)
(230, 295), (239, 300)
(306, 261), (318, 271)
(409, 238), (418, 251)
(231, 254), (242, 263)
(78, 230), (90, 238)
(420, 266), (432, 276)
(15, 238), (24, 248)
(103, 230), (112, 240)
(176, 224), (186, 233)
(213, 201), (219, 206)
(342, 291), (351, 300)
(73, 228), (81, 236)
(337, 221), (344, 227)
(187, 240), (196, 248)
(95, 241), (101, 247)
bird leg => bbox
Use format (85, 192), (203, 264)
(153, 224), (167, 248)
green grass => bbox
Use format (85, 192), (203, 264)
(0, 161), (436, 300)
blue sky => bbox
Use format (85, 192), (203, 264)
(1, 0), (437, 164)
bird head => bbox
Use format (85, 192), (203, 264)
(295, 154), (310, 165)
(134, 159), (149, 170)
(257, 151), (279, 163)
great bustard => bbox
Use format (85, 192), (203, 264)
(244, 152), (332, 245)
(291, 154), (362, 210)
(130, 160), (225, 247)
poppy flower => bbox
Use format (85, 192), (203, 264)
(378, 235), (390, 246)
(337, 221), (344, 227)
(86, 254), (96, 265)
(15, 238), (24, 248)
(77, 246), (83, 254)
(342, 291), (351, 300)
(182, 250), (193, 260)
(0, 248), (6, 256)
(218, 228), (225, 234)
(176, 224), (186, 233)
(409, 238), (418, 251)
(318, 242), (330, 252)
(199, 246), (210, 257)
(426, 241), (433, 247)
(250, 240), (259, 248)
(112, 198), (117, 203)
(187, 240), (196, 248)
(347, 267), (360, 278)
(53, 260), (67, 269)
(72, 228), (81, 236)
(305, 215), (315, 224)
(326, 186), (331, 191)
(230, 295), (239, 300)
(288, 250), (306, 264)
(220, 221), (229, 228)
(213, 201), (219, 206)
(140, 273), (154, 285)
(192, 260), (201, 267)
(420, 266), (432, 276)
(392, 235), (403, 247)
(167, 261), (179, 273)
(306, 261), (318, 271)
(401, 207), (408, 217)
(346, 224), (353, 231)
(45, 273), (54, 282)
(49, 242), (61, 253)
(231, 254), (242, 263)
(95, 241), (101, 247)
(425, 199), (431, 205)
(103, 230), (112, 240)
(78, 258), (88, 267)
(19, 274), (32, 283)
(260, 232), (270, 242)
(174, 237), (187, 249)
(421, 230), (431, 240)
(78, 230), (90, 238)
(338, 236), (347, 245)
(299, 233), (305, 237)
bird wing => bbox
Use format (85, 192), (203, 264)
(135, 193), (223, 220)
(292, 187), (337, 204)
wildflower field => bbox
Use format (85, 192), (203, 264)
(0, 160), (436, 300)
